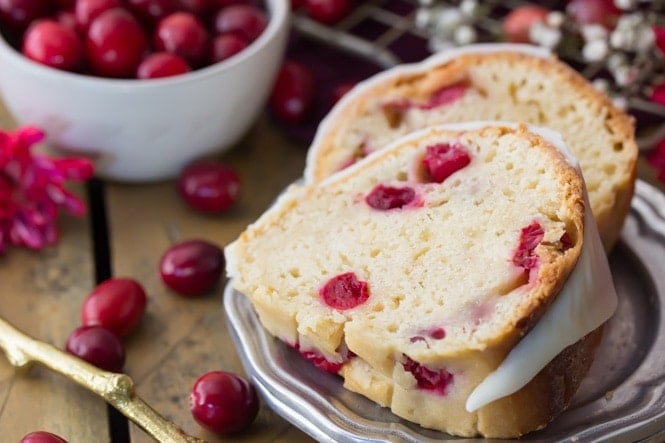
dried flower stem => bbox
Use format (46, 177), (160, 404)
(0, 316), (205, 443)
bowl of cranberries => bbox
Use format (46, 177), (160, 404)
(0, 0), (288, 182)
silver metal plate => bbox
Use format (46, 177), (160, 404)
(224, 180), (665, 443)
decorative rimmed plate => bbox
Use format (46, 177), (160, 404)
(224, 179), (665, 443)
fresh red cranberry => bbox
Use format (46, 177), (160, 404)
(319, 272), (369, 310)
(127, 0), (177, 26)
(177, 0), (211, 16)
(0, 0), (50, 32)
(365, 184), (416, 210)
(137, 52), (190, 78)
(212, 0), (259, 8)
(22, 20), (84, 72)
(502, 6), (549, 43)
(190, 371), (259, 434)
(213, 5), (267, 43)
(20, 431), (68, 443)
(81, 277), (147, 338)
(178, 161), (240, 213)
(304, 0), (351, 25)
(86, 8), (148, 78)
(65, 325), (125, 372)
(209, 34), (248, 64)
(512, 221), (544, 270)
(56, 10), (78, 33)
(154, 12), (209, 67)
(269, 61), (316, 124)
(566, 0), (620, 28)
(75, 0), (121, 33)
(160, 239), (224, 296)
(422, 143), (471, 183)
(402, 355), (452, 395)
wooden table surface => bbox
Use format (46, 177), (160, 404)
(1, 96), (664, 443)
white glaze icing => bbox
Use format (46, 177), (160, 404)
(304, 43), (553, 183)
(465, 127), (618, 412)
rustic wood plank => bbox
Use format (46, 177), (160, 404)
(0, 206), (111, 441)
(105, 116), (314, 442)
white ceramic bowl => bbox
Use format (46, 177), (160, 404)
(0, 0), (289, 182)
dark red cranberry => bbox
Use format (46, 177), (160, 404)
(81, 278), (147, 338)
(365, 184), (416, 210)
(22, 20), (84, 72)
(86, 8), (148, 78)
(0, 0), (50, 32)
(137, 52), (190, 79)
(402, 355), (453, 395)
(502, 6), (548, 43)
(20, 431), (68, 443)
(178, 161), (240, 213)
(304, 0), (351, 25)
(319, 272), (369, 310)
(295, 345), (353, 373)
(512, 221), (544, 270)
(566, 0), (620, 28)
(54, 0), (75, 9)
(422, 143), (471, 183)
(190, 371), (259, 434)
(127, 0), (177, 26)
(177, 0), (211, 16)
(559, 232), (573, 251)
(212, 0), (259, 8)
(213, 5), (267, 43)
(75, 0), (121, 33)
(290, 0), (304, 9)
(65, 325), (125, 372)
(269, 61), (316, 124)
(160, 239), (224, 296)
(209, 34), (248, 64)
(154, 12), (209, 67)
(654, 27), (665, 55)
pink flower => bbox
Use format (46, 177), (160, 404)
(0, 126), (94, 253)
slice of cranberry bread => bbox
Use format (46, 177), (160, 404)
(226, 123), (617, 438)
(304, 44), (637, 250)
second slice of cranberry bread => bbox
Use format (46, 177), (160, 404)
(226, 123), (605, 438)
(304, 44), (637, 251)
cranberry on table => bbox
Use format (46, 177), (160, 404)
(22, 20), (83, 72)
(0, 0), (50, 32)
(209, 34), (248, 63)
(178, 161), (240, 213)
(269, 61), (316, 124)
(20, 431), (68, 443)
(154, 12), (209, 67)
(190, 371), (259, 434)
(304, 0), (352, 25)
(159, 239), (225, 296)
(81, 277), (147, 338)
(86, 8), (148, 78)
(65, 325), (126, 372)
(213, 4), (267, 43)
(137, 52), (190, 79)
(75, 0), (121, 32)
